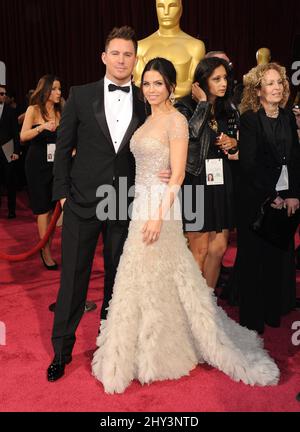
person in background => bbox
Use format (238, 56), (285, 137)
(205, 50), (231, 65)
(204, 51), (240, 294)
(292, 86), (300, 284)
(176, 57), (239, 289)
(0, 85), (20, 218)
(5, 91), (18, 110)
(233, 63), (300, 334)
(18, 89), (35, 126)
(20, 75), (62, 269)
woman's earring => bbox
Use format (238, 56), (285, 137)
(169, 91), (175, 105)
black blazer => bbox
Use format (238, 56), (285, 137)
(239, 108), (300, 209)
(53, 79), (145, 219)
(0, 104), (20, 156)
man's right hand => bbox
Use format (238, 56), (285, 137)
(60, 198), (66, 209)
(271, 196), (284, 210)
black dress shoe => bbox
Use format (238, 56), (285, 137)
(40, 250), (58, 270)
(296, 392), (300, 402)
(47, 362), (66, 382)
(220, 265), (233, 275)
(7, 212), (16, 219)
(48, 301), (96, 313)
(47, 356), (72, 382)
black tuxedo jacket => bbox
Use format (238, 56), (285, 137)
(53, 79), (146, 219)
(0, 104), (20, 157)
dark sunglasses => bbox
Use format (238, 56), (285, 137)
(0, 92), (6, 96)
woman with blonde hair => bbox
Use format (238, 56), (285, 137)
(21, 75), (62, 269)
(234, 63), (300, 334)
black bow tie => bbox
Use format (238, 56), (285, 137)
(108, 83), (130, 93)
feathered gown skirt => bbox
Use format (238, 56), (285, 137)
(91, 216), (279, 394)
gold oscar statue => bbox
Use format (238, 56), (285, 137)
(256, 48), (271, 65)
(133, 0), (205, 98)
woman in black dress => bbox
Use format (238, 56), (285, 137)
(176, 58), (239, 289)
(234, 63), (300, 334)
(21, 75), (62, 269)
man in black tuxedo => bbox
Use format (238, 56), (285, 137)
(47, 26), (168, 382)
(0, 86), (20, 218)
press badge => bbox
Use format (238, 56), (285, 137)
(205, 159), (224, 185)
(47, 143), (56, 162)
(276, 165), (289, 191)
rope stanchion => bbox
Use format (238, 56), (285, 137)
(0, 202), (62, 262)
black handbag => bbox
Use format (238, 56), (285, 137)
(250, 197), (300, 250)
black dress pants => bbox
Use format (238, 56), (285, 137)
(51, 201), (128, 361)
(0, 150), (17, 213)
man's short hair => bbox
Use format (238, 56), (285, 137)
(105, 26), (138, 54)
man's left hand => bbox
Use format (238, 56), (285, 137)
(158, 169), (171, 184)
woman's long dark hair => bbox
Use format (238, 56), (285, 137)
(193, 57), (233, 118)
(140, 57), (177, 114)
(30, 74), (62, 121)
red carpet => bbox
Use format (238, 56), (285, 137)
(0, 192), (299, 412)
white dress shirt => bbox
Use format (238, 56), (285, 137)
(104, 77), (133, 153)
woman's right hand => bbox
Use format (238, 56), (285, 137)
(192, 83), (207, 103)
(42, 120), (56, 132)
(141, 219), (162, 246)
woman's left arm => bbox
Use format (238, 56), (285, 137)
(142, 115), (188, 245)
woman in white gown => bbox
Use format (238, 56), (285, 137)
(92, 58), (279, 394)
